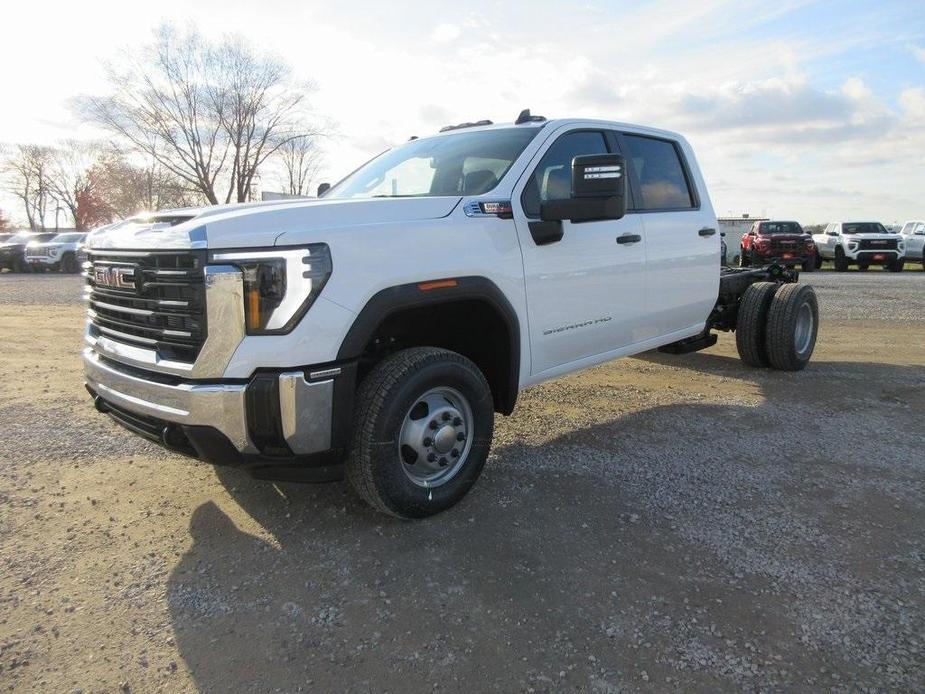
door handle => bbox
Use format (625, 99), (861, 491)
(616, 234), (641, 245)
(699, 227), (716, 236)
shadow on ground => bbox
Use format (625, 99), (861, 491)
(167, 354), (925, 692)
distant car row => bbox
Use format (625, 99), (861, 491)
(0, 231), (88, 273)
(722, 220), (925, 272)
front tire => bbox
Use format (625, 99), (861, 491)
(765, 283), (819, 371)
(802, 258), (815, 272)
(834, 247), (849, 272)
(60, 253), (78, 273)
(346, 347), (494, 518)
(888, 259), (904, 273)
(739, 249), (749, 267)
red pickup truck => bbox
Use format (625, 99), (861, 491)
(739, 220), (816, 272)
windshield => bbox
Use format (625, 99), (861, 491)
(52, 233), (85, 243)
(326, 127), (541, 199)
(5, 232), (35, 244)
(843, 222), (887, 235)
(759, 222), (803, 235)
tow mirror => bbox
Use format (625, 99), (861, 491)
(540, 154), (627, 224)
(317, 182), (331, 197)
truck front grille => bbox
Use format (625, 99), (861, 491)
(86, 250), (208, 363)
(858, 238), (897, 251)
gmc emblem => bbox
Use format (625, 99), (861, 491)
(94, 266), (136, 290)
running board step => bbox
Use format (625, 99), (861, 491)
(658, 332), (718, 355)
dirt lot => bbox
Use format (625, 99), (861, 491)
(1, 269), (923, 692)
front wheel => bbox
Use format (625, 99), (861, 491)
(834, 247), (849, 272)
(739, 249), (750, 267)
(802, 258), (815, 272)
(346, 347), (494, 518)
(815, 253), (823, 270)
(60, 254), (78, 273)
(888, 259), (904, 273)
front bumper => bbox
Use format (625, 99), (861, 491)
(25, 255), (58, 267)
(83, 349), (350, 480)
(844, 249), (902, 263)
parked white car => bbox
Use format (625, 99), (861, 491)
(811, 221), (905, 272)
(898, 220), (925, 265)
(82, 111), (820, 517)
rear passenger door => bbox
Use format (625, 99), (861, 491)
(619, 132), (718, 340)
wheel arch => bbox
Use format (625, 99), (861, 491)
(337, 277), (521, 415)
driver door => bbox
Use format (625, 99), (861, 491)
(511, 128), (647, 377)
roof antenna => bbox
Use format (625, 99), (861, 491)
(515, 109), (546, 125)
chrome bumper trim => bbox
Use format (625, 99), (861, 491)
(86, 264), (246, 379)
(278, 372), (334, 454)
(83, 349), (257, 454)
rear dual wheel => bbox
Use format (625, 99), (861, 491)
(736, 282), (818, 371)
(346, 347), (494, 518)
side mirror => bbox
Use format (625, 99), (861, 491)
(317, 182), (331, 197)
(720, 231), (726, 237)
(827, 230), (838, 236)
(540, 154), (627, 223)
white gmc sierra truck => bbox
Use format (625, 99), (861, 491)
(83, 110), (819, 518)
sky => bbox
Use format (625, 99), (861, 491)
(2, 0), (924, 225)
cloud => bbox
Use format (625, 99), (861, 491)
(430, 23), (461, 44)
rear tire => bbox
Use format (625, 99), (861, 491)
(735, 282), (778, 368)
(888, 259), (904, 273)
(765, 283), (818, 371)
(834, 247), (849, 272)
(346, 347), (494, 519)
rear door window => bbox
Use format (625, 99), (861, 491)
(623, 135), (695, 210)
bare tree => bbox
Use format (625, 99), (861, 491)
(276, 134), (323, 196)
(3, 145), (55, 230)
(93, 149), (204, 215)
(0, 208), (11, 232)
(46, 140), (111, 231)
(77, 24), (321, 205)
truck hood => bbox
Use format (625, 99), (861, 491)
(85, 197), (462, 250)
(842, 234), (896, 242)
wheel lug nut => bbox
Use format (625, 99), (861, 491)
(427, 453), (436, 463)
(442, 412), (451, 422)
(439, 457), (448, 466)
(428, 420), (438, 430)
(453, 417), (462, 426)
(456, 432), (465, 441)
(423, 437), (432, 447)
(451, 449), (459, 458)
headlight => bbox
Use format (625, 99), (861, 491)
(210, 244), (332, 335)
(49, 248), (59, 257)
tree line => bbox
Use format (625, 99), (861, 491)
(1, 24), (324, 231)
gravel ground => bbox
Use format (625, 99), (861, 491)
(0, 270), (923, 692)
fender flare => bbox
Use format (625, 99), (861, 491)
(336, 276), (521, 414)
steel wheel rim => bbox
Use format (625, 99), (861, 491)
(398, 386), (474, 488)
(794, 302), (814, 356)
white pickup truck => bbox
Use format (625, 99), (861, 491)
(811, 221), (906, 271)
(898, 220), (925, 267)
(83, 111), (819, 518)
